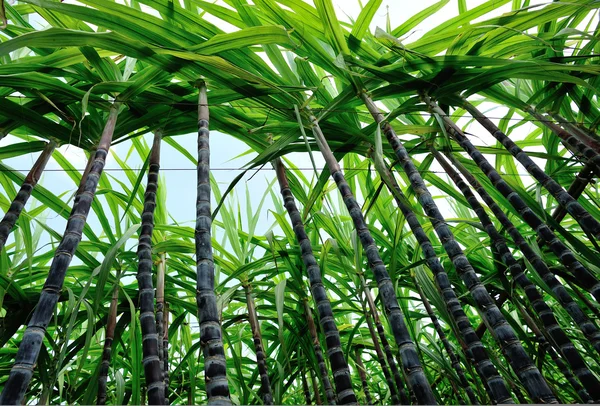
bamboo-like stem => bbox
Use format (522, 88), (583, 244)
(360, 293), (400, 404)
(462, 100), (600, 242)
(0, 103), (120, 405)
(70, 150), (96, 215)
(512, 297), (592, 403)
(97, 279), (120, 405)
(0, 140), (56, 251)
(359, 274), (409, 404)
(434, 148), (600, 401)
(311, 370), (322, 405)
(136, 130), (165, 405)
(163, 303), (170, 405)
(365, 94), (545, 402)
(371, 157), (508, 403)
(307, 110), (436, 405)
(354, 348), (372, 406)
(274, 156), (354, 404)
(195, 83), (230, 405)
(244, 284), (274, 405)
(413, 276), (479, 405)
(538, 162), (595, 246)
(303, 298), (337, 405)
(426, 95), (600, 303)
(155, 252), (166, 388)
(475, 293), (508, 339)
(446, 153), (600, 353)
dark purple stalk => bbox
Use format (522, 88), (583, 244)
(360, 293), (401, 404)
(360, 274), (409, 404)
(372, 159), (509, 403)
(513, 295), (592, 403)
(308, 110), (436, 405)
(446, 152), (600, 357)
(136, 130), (165, 405)
(462, 100), (600, 242)
(426, 96), (600, 304)
(434, 148), (600, 402)
(195, 82), (230, 405)
(274, 156), (355, 404)
(0, 103), (120, 405)
(363, 93), (555, 404)
(302, 366), (313, 405)
(538, 162), (594, 246)
(155, 252), (167, 403)
(413, 276), (479, 405)
(547, 111), (600, 152)
(0, 140), (55, 251)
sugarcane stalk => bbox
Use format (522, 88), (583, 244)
(462, 99), (600, 240)
(307, 109), (436, 405)
(369, 145), (509, 404)
(354, 347), (372, 406)
(0, 140), (56, 251)
(244, 283), (274, 405)
(359, 274), (409, 404)
(0, 103), (120, 405)
(70, 150), (96, 215)
(156, 252), (166, 382)
(360, 292), (400, 404)
(274, 156), (354, 404)
(512, 297), (592, 403)
(445, 148), (600, 358)
(413, 275), (479, 405)
(434, 147), (600, 401)
(97, 278), (120, 405)
(303, 298), (337, 405)
(195, 82), (230, 405)
(365, 93), (549, 402)
(136, 130), (165, 405)
(425, 95), (600, 304)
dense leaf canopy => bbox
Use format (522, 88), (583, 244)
(1, 0), (600, 404)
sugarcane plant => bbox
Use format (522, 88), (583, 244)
(274, 156), (356, 405)
(307, 108), (437, 405)
(0, 140), (55, 252)
(0, 103), (121, 405)
(2, 0), (600, 405)
(424, 95), (600, 303)
(135, 130), (165, 405)
(195, 82), (231, 405)
(432, 146), (600, 402)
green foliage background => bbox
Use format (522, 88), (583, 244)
(1, 0), (600, 404)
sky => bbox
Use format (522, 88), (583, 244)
(1, 0), (551, 254)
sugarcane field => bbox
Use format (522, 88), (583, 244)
(1, 0), (600, 404)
